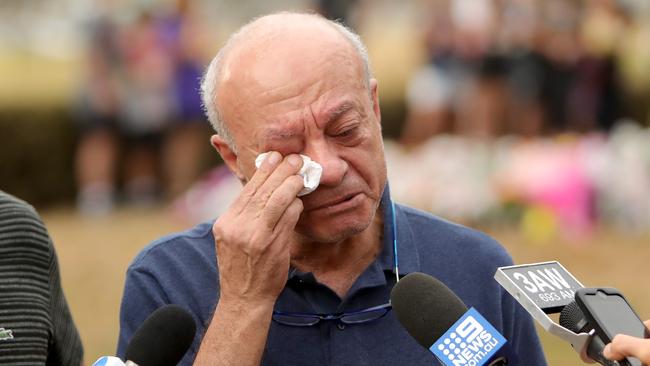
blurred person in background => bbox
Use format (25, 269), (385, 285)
(500, 0), (547, 136)
(75, 0), (208, 214)
(118, 7), (175, 205)
(0, 191), (83, 365)
(401, 0), (456, 145)
(402, 0), (515, 143)
(403, 0), (511, 144)
(74, 0), (122, 214)
(158, 0), (211, 200)
(450, 0), (509, 138)
(574, 0), (627, 132)
(313, 0), (359, 28)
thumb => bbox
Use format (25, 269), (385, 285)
(603, 333), (650, 362)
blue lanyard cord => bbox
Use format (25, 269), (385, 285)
(391, 200), (399, 283)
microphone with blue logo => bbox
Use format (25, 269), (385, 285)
(391, 272), (514, 366)
(92, 304), (196, 366)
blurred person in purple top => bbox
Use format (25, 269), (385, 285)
(158, 0), (211, 199)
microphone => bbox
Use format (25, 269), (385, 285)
(125, 304), (197, 366)
(92, 305), (196, 366)
(92, 356), (126, 366)
(391, 272), (510, 366)
(495, 262), (646, 365)
(494, 261), (596, 363)
(559, 301), (618, 366)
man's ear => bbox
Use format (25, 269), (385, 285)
(210, 135), (245, 180)
(369, 78), (381, 125)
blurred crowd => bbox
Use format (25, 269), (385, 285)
(67, 0), (650, 236)
(402, 0), (650, 143)
(74, 0), (209, 215)
(393, 0), (650, 238)
(387, 123), (650, 241)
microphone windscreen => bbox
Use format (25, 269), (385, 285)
(125, 304), (196, 366)
(390, 272), (467, 349)
(559, 300), (589, 334)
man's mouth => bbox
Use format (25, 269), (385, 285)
(308, 192), (363, 212)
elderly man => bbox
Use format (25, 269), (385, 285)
(117, 12), (546, 365)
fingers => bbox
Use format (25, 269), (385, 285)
(253, 154), (303, 209)
(261, 176), (304, 229)
(266, 197), (303, 255)
(223, 152), (305, 234)
(604, 334), (650, 362)
(231, 151), (283, 211)
(231, 152), (303, 213)
(273, 198), (303, 235)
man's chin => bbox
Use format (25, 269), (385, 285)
(295, 216), (371, 244)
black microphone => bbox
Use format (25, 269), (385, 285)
(125, 304), (197, 366)
(391, 272), (511, 366)
(559, 301), (619, 366)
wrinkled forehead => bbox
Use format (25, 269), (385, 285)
(216, 19), (368, 144)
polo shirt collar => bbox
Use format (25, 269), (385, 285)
(377, 184), (421, 277)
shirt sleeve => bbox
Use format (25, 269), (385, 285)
(46, 245), (85, 366)
(116, 266), (170, 359)
(117, 265), (201, 365)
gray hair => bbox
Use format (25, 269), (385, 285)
(200, 11), (373, 150)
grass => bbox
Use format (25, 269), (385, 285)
(41, 206), (650, 365)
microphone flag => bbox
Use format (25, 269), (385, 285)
(430, 307), (507, 366)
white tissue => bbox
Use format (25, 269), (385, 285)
(255, 153), (323, 196)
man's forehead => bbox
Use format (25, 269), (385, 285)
(220, 14), (366, 93)
(223, 15), (352, 72)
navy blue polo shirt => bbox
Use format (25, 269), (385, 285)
(117, 191), (547, 365)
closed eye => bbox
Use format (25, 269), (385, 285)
(333, 126), (359, 138)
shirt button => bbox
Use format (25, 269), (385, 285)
(337, 323), (346, 330)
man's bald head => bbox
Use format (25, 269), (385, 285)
(200, 12), (373, 150)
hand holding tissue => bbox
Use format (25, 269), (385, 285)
(255, 153), (323, 196)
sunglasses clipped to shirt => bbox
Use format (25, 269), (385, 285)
(272, 201), (400, 327)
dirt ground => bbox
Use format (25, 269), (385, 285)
(41, 205), (650, 365)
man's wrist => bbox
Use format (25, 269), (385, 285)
(216, 297), (276, 317)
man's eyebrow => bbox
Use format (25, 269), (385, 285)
(262, 128), (299, 140)
(261, 102), (357, 140)
(323, 101), (356, 124)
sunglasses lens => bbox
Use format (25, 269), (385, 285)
(341, 307), (391, 324)
(272, 314), (321, 327)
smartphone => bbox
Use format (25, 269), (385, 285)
(575, 288), (650, 366)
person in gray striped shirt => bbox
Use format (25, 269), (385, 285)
(0, 191), (83, 365)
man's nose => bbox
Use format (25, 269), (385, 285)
(304, 142), (347, 187)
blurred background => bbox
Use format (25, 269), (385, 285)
(1, 0), (650, 364)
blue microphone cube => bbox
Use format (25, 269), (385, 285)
(430, 308), (507, 366)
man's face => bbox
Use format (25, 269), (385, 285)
(217, 28), (387, 243)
